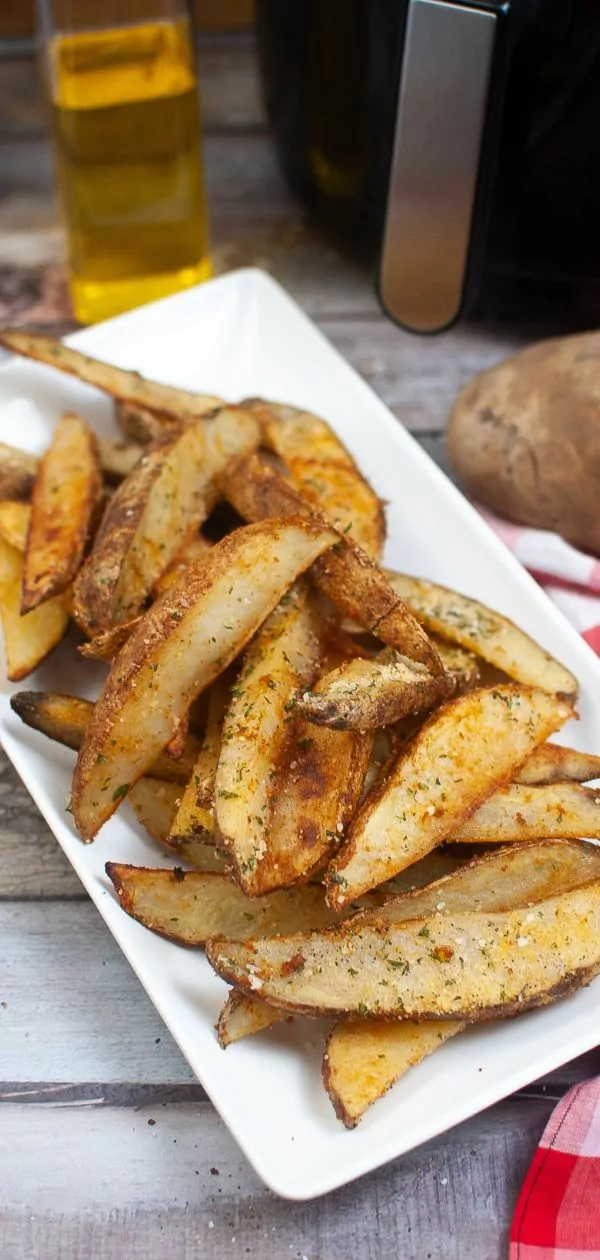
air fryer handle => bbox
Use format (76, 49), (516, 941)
(378, 0), (503, 334)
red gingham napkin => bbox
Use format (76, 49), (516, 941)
(475, 506), (600, 1259)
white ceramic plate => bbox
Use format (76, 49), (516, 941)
(1, 268), (600, 1200)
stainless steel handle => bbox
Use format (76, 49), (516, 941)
(379, 0), (497, 333)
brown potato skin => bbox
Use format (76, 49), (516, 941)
(448, 330), (600, 556)
(0, 442), (38, 500)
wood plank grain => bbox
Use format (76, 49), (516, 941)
(0, 1096), (555, 1258)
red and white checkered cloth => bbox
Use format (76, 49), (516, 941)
(475, 506), (600, 1259)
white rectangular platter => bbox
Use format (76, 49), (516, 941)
(1, 268), (600, 1200)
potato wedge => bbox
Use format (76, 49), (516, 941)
(97, 438), (143, 483)
(386, 571), (577, 699)
(71, 518), (336, 840)
(223, 451), (443, 676)
(248, 399), (386, 560)
(207, 881), (600, 1020)
(10, 690), (201, 785)
(0, 538), (69, 680)
(297, 648), (448, 730)
(170, 674), (231, 842)
(324, 1020), (461, 1127)
(450, 781), (600, 843)
(0, 329), (224, 427)
(106, 864), (346, 945)
(152, 533), (212, 596)
(325, 685), (573, 908)
(22, 413), (102, 612)
(517, 744), (600, 786)
(0, 441), (38, 500)
(0, 500), (30, 551)
(126, 779), (227, 871)
(114, 400), (181, 444)
(217, 989), (285, 1048)
(77, 617), (143, 661)
(215, 582), (323, 893)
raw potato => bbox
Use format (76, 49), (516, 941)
(297, 648), (448, 730)
(0, 329), (223, 427)
(450, 781), (600, 843)
(106, 865), (346, 945)
(249, 398), (386, 560)
(0, 538), (69, 679)
(71, 519), (336, 840)
(325, 686), (573, 908)
(215, 582), (322, 893)
(386, 571), (577, 698)
(0, 441), (38, 500)
(170, 674), (231, 842)
(324, 1021), (461, 1128)
(223, 450), (443, 676)
(0, 500), (30, 551)
(10, 690), (202, 785)
(217, 989), (284, 1048)
(22, 413), (101, 612)
(517, 743), (600, 786)
(448, 331), (600, 556)
(207, 882), (600, 1020)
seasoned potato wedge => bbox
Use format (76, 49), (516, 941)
(450, 781), (600, 843)
(170, 674), (231, 843)
(114, 400), (181, 444)
(207, 881), (600, 1020)
(217, 989), (285, 1048)
(71, 519), (336, 840)
(0, 441), (38, 500)
(297, 648), (448, 730)
(10, 690), (201, 785)
(0, 329), (223, 427)
(78, 617), (143, 661)
(517, 743), (600, 786)
(0, 500), (30, 551)
(324, 1020), (461, 1127)
(106, 864), (346, 945)
(97, 437), (143, 482)
(215, 582), (323, 893)
(126, 779), (227, 871)
(223, 451), (443, 676)
(325, 686), (573, 908)
(387, 571), (577, 699)
(249, 399), (386, 560)
(22, 413), (101, 612)
(152, 533), (212, 596)
(0, 538), (69, 679)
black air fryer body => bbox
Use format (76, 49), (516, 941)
(257, 1), (600, 332)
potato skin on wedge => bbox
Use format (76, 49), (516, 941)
(324, 685), (573, 907)
(71, 518), (336, 840)
(22, 412), (101, 613)
(217, 989), (285, 1048)
(0, 441), (38, 500)
(207, 882), (600, 1020)
(297, 648), (447, 730)
(516, 743), (600, 786)
(450, 781), (600, 843)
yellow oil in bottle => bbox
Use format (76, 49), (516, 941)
(49, 18), (211, 323)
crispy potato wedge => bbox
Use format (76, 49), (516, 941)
(0, 538), (69, 679)
(78, 617), (143, 661)
(0, 329), (224, 426)
(22, 413), (102, 612)
(114, 400), (182, 444)
(215, 582), (323, 893)
(217, 989), (285, 1048)
(207, 881), (600, 1020)
(325, 685), (573, 908)
(297, 648), (448, 730)
(223, 451), (443, 676)
(126, 779), (227, 871)
(10, 690), (201, 785)
(517, 744), (600, 786)
(324, 1020), (461, 1127)
(248, 399), (386, 560)
(152, 533), (212, 596)
(106, 864), (347, 945)
(387, 571), (577, 699)
(71, 518), (336, 840)
(97, 437), (143, 482)
(170, 674), (231, 842)
(0, 500), (30, 551)
(0, 441), (38, 500)
(450, 781), (600, 843)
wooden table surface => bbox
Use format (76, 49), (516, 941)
(2, 32), (599, 1260)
